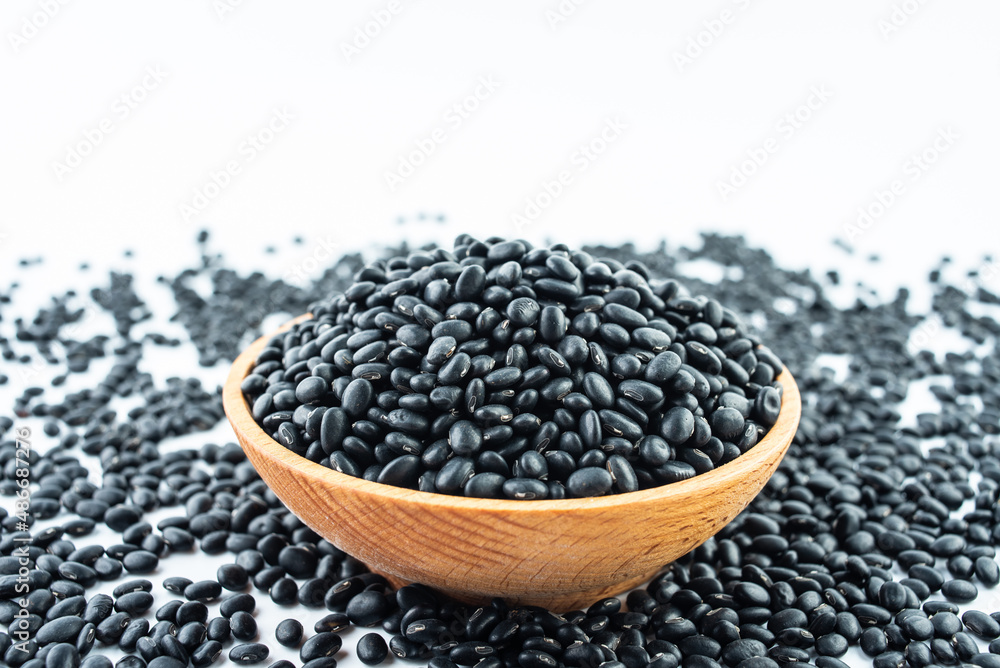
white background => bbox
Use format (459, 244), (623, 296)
(2, 1), (1000, 667)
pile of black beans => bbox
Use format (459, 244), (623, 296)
(241, 235), (785, 499)
(0, 230), (999, 668)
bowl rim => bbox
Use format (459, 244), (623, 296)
(223, 313), (801, 513)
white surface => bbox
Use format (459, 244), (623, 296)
(2, 2), (1000, 667)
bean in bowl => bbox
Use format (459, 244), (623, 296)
(240, 235), (785, 499)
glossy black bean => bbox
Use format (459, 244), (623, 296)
(300, 632), (343, 662)
(898, 614), (933, 641)
(114, 591), (153, 615)
(975, 555), (1000, 586)
(228, 643), (269, 664)
(209, 596), (251, 621)
(161, 576), (193, 594)
(203, 617), (230, 643)
(502, 478), (548, 500)
(120, 550), (157, 574)
(119, 618), (150, 652)
(216, 564), (249, 590)
(176, 621), (207, 650)
(95, 613), (131, 645)
(940, 578), (978, 602)
(82, 595), (114, 625)
(190, 640), (222, 667)
(183, 580), (222, 602)
(964, 610), (1000, 639)
(347, 591), (391, 626)
(229, 611), (257, 641)
(36, 616), (86, 645)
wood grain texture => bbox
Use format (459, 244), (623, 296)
(223, 315), (802, 611)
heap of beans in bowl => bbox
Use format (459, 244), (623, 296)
(241, 235), (785, 499)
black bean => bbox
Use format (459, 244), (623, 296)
(273, 619), (303, 648)
(975, 555), (1000, 586)
(507, 297), (541, 327)
(216, 564), (249, 590)
(709, 407), (745, 441)
(81, 657), (113, 668)
(121, 551), (158, 574)
(226, 610), (256, 641)
(177, 621), (207, 650)
(105, 505), (142, 532)
(162, 576), (192, 594)
(606, 454), (638, 493)
(112, 579), (153, 598)
(114, 591), (154, 615)
(229, 643), (269, 664)
(898, 614), (933, 641)
(315, 613), (350, 634)
(169, 601), (208, 626)
(941, 578), (978, 602)
(877, 581), (908, 612)
(436, 457), (476, 494)
(190, 640), (223, 667)
(814, 633), (848, 657)
(184, 580), (222, 602)
(964, 610), (1000, 639)
(42, 643), (80, 668)
(947, 554), (975, 579)
(954, 631), (979, 660)
(95, 613), (131, 645)
(502, 478), (548, 500)
(342, 631), (385, 665)
(465, 472), (505, 498)
(36, 616), (86, 645)
(347, 591), (390, 626)
(300, 632), (343, 662)
(220, 593), (256, 618)
(860, 627), (888, 657)
(566, 467), (613, 497)
(56, 562), (97, 587)
(82, 595), (114, 625)
(159, 633), (189, 663)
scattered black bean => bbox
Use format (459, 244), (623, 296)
(162, 577), (192, 594)
(357, 632), (389, 665)
(230, 610), (258, 641)
(941, 578), (979, 602)
(120, 551), (158, 575)
(217, 563), (249, 591)
(964, 610), (1000, 639)
(300, 632), (343, 662)
(206, 616), (231, 643)
(114, 591), (153, 615)
(275, 618), (303, 648)
(229, 642), (270, 664)
(6, 233), (1000, 668)
(190, 639), (222, 667)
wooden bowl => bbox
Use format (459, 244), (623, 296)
(223, 316), (801, 611)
